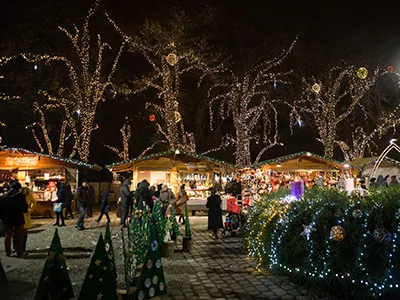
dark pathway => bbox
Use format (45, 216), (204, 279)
(164, 218), (334, 300)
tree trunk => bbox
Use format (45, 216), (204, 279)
(235, 128), (252, 168)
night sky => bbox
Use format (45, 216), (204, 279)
(1, 0), (400, 165)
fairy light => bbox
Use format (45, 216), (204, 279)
(290, 64), (392, 158)
(247, 191), (400, 299)
(106, 11), (224, 153)
(104, 117), (131, 161)
(0, 56), (20, 102)
(207, 38), (297, 168)
(19, 0), (125, 162)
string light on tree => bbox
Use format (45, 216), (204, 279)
(206, 38), (297, 168)
(104, 117), (131, 161)
(290, 64), (390, 158)
(20, 0), (125, 162)
(106, 10), (224, 154)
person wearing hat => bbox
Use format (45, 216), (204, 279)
(75, 179), (94, 230)
(0, 180), (28, 257)
(175, 184), (188, 224)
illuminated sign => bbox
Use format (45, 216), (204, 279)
(5, 156), (38, 167)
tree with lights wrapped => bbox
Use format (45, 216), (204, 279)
(205, 39), (296, 168)
(20, 0), (125, 162)
(106, 9), (223, 153)
(290, 64), (391, 158)
(104, 117), (131, 161)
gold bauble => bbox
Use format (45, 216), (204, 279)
(357, 67), (368, 79)
(166, 53), (178, 66)
(330, 225), (345, 241)
(312, 83), (321, 93)
(175, 111), (182, 123)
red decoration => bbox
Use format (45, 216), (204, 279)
(387, 66), (394, 73)
(149, 114), (156, 122)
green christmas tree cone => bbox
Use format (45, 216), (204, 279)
(151, 200), (166, 244)
(168, 202), (180, 241)
(182, 203), (192, 252)
(34, 229), (74, 300)
(135, 221), (168, 300)
(105, 222), (117, 279)
(0, 259), (11, 300)
(78, 234), (118, 300)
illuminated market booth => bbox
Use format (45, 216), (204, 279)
(0, 147), (95, 217)
(350, 156), (400, 183)
(242, 151), (351, 199)
(106, 149), (234, 211)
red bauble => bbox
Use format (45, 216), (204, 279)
(149, 114), (156, 122)
(387, 65), (394, 73)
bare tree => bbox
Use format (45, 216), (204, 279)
(104, 117), (131, 161)
(291, 64), (388, 158)
(106, 9), (223, 153)
(21, 0), (125, 161)
(206, 39), (296, 168)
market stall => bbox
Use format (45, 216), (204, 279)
(0, 147), (95, 217)
(106, 149), (235, 211)
(350, 156), (400, 183)
(242, 151), (350, 199)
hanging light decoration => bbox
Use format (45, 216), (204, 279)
(149, 114), (156, 122)
(312, 83), (321, 93)
(357, 67), (368, 79)
(166, 53), (178, 66)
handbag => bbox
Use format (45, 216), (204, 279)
(53, 203), (63, 213)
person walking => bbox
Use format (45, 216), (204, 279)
(136, 180), (153, 212)
(54, 182), (66, 227)
(120, 178), (132, 227)
(19, 185), (36, 255)
(175, 184), (188, 224)
(96, 189), (111, 223)
(63, 181), (74, 219)
(206, 187), (223, 239)
(0, 180), (28, 257)
(76, 179), (92, 230)
(159, 184), (175, 216)
(85, 181), (95, 218)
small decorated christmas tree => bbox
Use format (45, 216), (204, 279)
(78, 234), (117, 300)
(0, 259), (11, 300)
(105, 222), (117, 279)
(34, 229), (74, 300)
(168, 201), (180, 240)
(135, 221), (168, 300)
(151, 200), (166, 244)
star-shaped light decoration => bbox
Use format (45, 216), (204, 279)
(97, 293), (103, 300)
(300, 223), (316, 241)
(95, 259), (101, 266)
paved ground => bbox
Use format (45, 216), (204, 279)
(1, 211), (333, 300)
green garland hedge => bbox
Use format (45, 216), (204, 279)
(246, 187), (400, 299)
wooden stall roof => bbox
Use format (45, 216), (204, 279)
(251, 151), (347, 172)
(0, 147), (94, 171)
(350, 156), (400, 168)
(106, 149), (235, 173)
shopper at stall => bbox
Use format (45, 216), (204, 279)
(18, 185), (36, 255)
(206, 187), (223, 239)
(95, 189), (111, 223)
(389, 175), (399, 187)
(120, 178), (132, 227)
(85, 182), (95, 218)
(76, 179), (93, 230)
(136, 179), (153, 212)
(159, 184), (175, 216)
(175, 184), (188, 224)
(63, 181), (74, 219)
(54, 182), (66, 227)
(0, 180), (28, 257)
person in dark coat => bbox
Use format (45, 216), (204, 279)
(206, 187), (223, 239)
(96, 190), (111, 223)
(54, 182), (66, 227)
(389, 175), (399, 187)
(75, 179), (93, 230)
(136, 180), (153, 212)
(120, 178), (132, 227)
(376, 175), (388, 188)
(154, 184), (162, 198)
(63, 181), (74, 219)
(0, 180), (28, 257)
